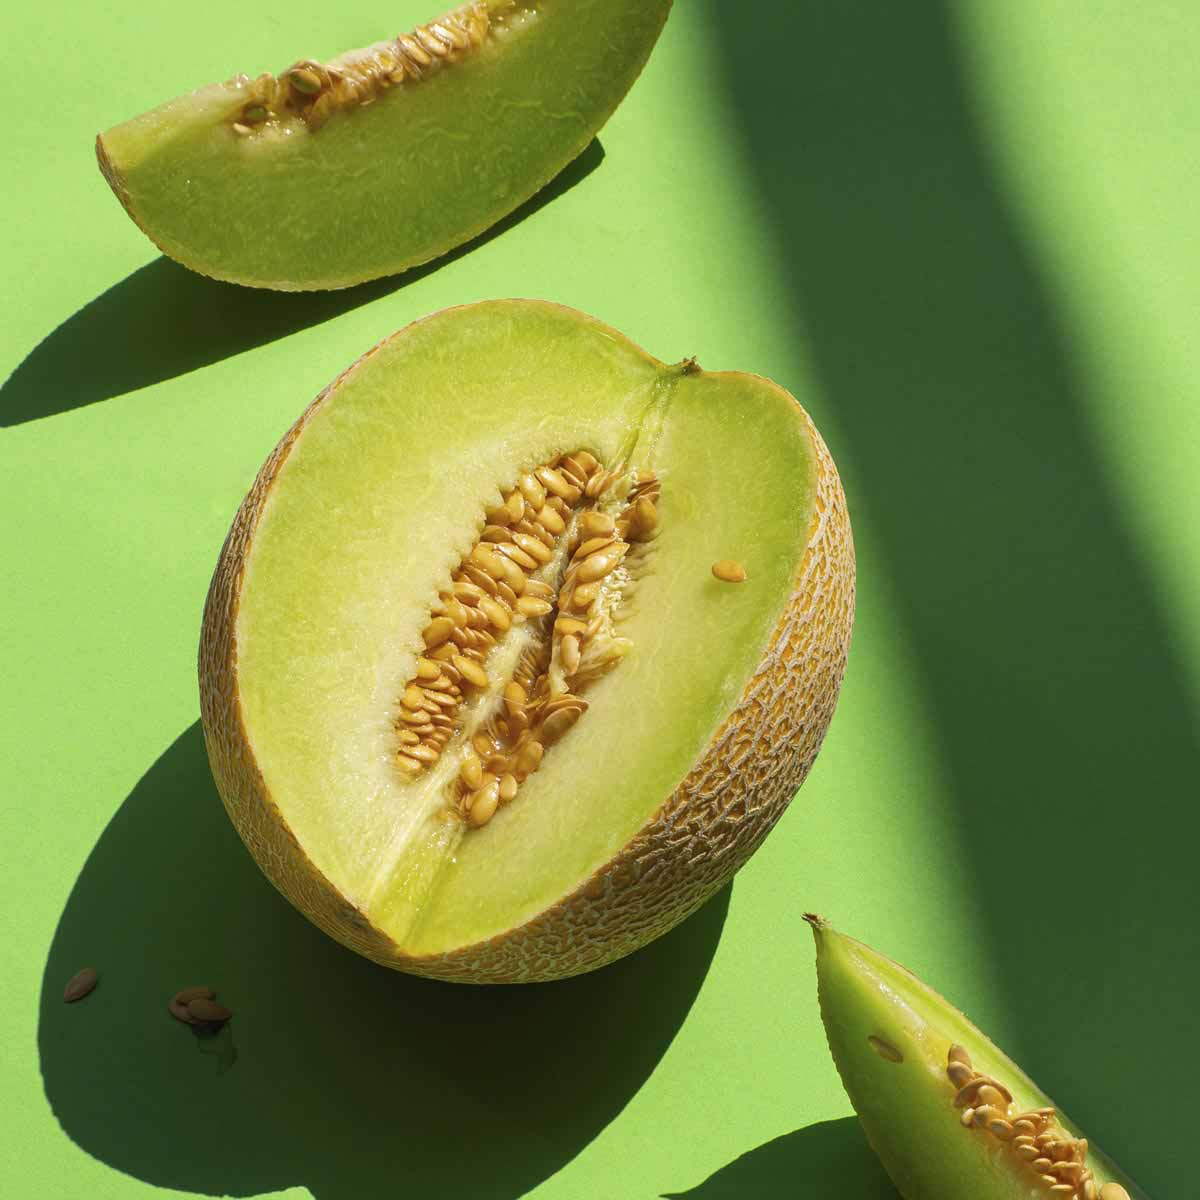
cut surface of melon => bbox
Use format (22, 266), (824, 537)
(97, 0), (672, 289)
(201, 300), (855, 980)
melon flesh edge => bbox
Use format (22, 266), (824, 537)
(232, 301), (817, 955)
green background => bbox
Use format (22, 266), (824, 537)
(3, 2), (1197, 1197)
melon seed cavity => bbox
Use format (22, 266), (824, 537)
(231, 1), (494, 136)
(395, 451), (660, 829)
(945, 1044), (1127, 1200)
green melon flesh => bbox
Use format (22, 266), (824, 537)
(230, 300), (816, 958)
(809, 918), (1148, 1200)
(96, 0), (671, 289)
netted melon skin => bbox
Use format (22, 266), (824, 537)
(200, 322), (855, 983)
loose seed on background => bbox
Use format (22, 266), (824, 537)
(174, 985), (215, 1005)
(187, 997), (233, 1024)
(63, 967), (98, 1003)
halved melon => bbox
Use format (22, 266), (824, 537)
(96, 0), (671, 289)
(200, 301), (855, 982)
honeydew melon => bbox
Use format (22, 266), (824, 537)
(97, 0), (671, 289)
(200, 301), (856, 982)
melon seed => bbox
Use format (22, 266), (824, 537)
(467, 779), (500, 827)
(174, 985), (216, 1004)
(711, 559), (747, 583)
(63, 967), (98, 1003)
(289, 67), (323, 95)
(187, 997), (233, 1024)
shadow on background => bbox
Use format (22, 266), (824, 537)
(710, 2), (1197, 1193)
(663, 1118), (896, 1199)
(40, 720), (726, 1199)
(3, 139), (605, 428)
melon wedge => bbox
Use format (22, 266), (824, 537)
(809, 917), (1148, 1200)
(97, 0), (671, 289)
(200, 301), (855, 982)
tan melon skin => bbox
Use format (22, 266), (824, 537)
(199, 305), (856, 983)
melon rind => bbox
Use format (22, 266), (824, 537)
(199, 301), (856, 982)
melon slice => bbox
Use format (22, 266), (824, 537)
(808, 917), (1148, 1200)
(200, 301), (855, 982)
(96, 0), (671, 289)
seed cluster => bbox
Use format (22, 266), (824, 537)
(394, 451), (659, 829)
(230, 2), (490, 136)
(947, 1044), (1128, 1200)
(168, 985), (232, 1027)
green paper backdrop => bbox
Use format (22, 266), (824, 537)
(3, 2), (1196, 1198)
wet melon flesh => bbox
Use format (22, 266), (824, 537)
(232, 302), (816, 957)
(809, 919), (1147, 1200)
(97, 0), (672, 289)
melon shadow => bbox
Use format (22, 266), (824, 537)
(39, 719), (727, 1200)
(663, 1117), (897, 1200)
(2, 138), (604, 428)
(709, 2), (1199, 1194)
